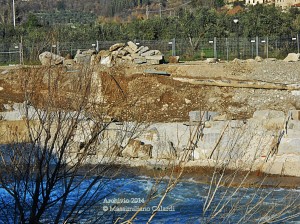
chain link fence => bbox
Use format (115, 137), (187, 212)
(1, 36), (300, 65)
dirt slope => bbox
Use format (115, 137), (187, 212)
(1, 59), (300, 122)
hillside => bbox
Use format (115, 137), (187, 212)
(0, 0), (200, 25)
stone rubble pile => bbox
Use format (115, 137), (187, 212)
(39, 41), (164, 67)
(96, 41), (164, 67)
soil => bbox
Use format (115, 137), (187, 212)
(0, 59), (300, 122)
(99, 59), (300, 121)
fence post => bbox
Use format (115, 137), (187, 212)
(297, 34), (299, 54)
(19, 37), (24, 65)
(213, 37), (217, 59)
(266, 37), (269, 58)
(256, 36), (259, 57)
(226, 38), (229, 61)
(57, 41), (60, 55)
(96, 40), (99, 52)
(172, 38), (176, 56)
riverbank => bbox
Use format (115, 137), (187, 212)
(99, 162), (300, 189)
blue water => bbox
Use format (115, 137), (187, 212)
(0, 176), (299, 223)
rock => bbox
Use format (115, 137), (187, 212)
(212, 114), (228, 121)
(246, 59), (255, 63)
(261, 155), (300, 177)
(264, 117), (285, 130)
(121, 139), (152, 159)
(266, 58), (277, 62)
(123, 46), (135, 55)
(127, 41), (138, 51)
(118, 50), (128, 56)
(74, 50), (94, 64)
(253, 110), (285, 120)
(1, 70), (8, 75)
(289, 110), (300, 120)
(63, 59), (75, 66)
(109, 43), (125, 52)
(206, 58), (217, 63)
(106, 145), (122, 157)
(74, 54), (91, 64)
(141, 50), (161, 57)
(134, 58), (146, 64)
(138, 46), (149, 54)
(65, 53), (72, 59)
(252, 110), (285, 130)
(122, 139), (141, 158)
(189, 111), (220, 122)
(131, 53), (141, 59)
(138, 144), (152, 159)
(90, 54), (97, 66)
(82, 49), (96, 56)
(278, 138), (300, 155)
(168, 56), (180, 64)
(204, 121), (212, 128)
(255, 56), (263, 62)
(147, 60), (160, 65)
(121, 55), (133, 61)
(97, 50), (110, 58)
(185, 98), (191, 104)
(232, 58), (243, 63)
(284, 53), (300, 62)
(100, 56), (114, 67)
(145, 55), (163, 61)
(39, 52), (64, 66)
(291, 91), (300, 96)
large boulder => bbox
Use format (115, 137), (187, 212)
(168, 56), (180, 64)
(127, 41), (138, 52)
(255, 56), (263, 62)
(137, 144), (152, 159)
(74, 50), (92, 64)
(39, 52), (64, 66)
(122, 139), (152, 159)
(206, 58), (217, 63)
(109, 43), (125, 52)
(284, 53), (300, 62)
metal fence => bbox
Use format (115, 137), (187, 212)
(1, 36), (300, 65)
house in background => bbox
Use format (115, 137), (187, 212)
(244, 0), (300, 8)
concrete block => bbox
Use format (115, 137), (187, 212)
(145, 55), (163, 60)
(127, 41), (138, 51)
(189, 111), (219, 122)
(287, 120), (300, 131)
(253, 110), (285, 120)
(109, 43), (125, 52)
(138, 46), (149, 54)
(134, 58), (146, 64)
(147, 60), (160, 65)
(278, 137), (300, 155)
(141, 50), (161, 57)
(289, 110), (300, 120)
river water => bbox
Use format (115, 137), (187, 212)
(0, 175), (299, 223)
